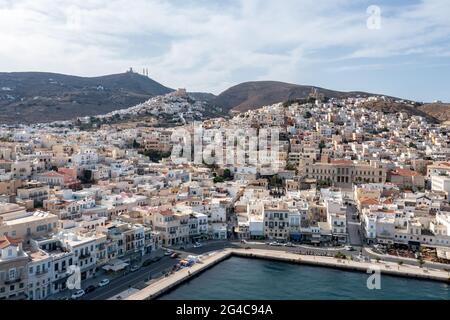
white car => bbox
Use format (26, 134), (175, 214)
(98, 279), (110, 287)
(269, 242), (282, 246)
(71, 289), (85, 299)
(130, 265), (140, 272)
(193, 242), (202, 248)
(164, 250), (173, 256)
(344, 245), (354, 251)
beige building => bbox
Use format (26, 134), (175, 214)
(0, 236), (29, 300)
(263, 204), (291, 240)
(299, 159), (387, 188)
(390, 168), (425, 189)
(145, 208), (190, 246)
(0, 205), (58, 243)
(17, 181), (49, 207)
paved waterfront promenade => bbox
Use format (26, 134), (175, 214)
(126, 248), (450, 300)
(126, 249), (232, 300)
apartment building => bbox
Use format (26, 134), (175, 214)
(0, 207), (58, 243)
(299, 159), (387, 188)
(16, 181), (49, 207)
(146, 209), (190, 246)
(0, 236), (28, 300)
(263, 205), (290, 240)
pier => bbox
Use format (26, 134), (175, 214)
(126, 248), (450, 300)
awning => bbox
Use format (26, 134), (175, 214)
(102, 260), (129, 272)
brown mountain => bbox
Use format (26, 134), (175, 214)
(212, 81), (376, 112)
(358, 100), (439, 123)
(212, 81), (448, 123)
(0, 71), (173, 124)
(417, 103), (450, 123)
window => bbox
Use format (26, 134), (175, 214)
(8, 268), (16, 281)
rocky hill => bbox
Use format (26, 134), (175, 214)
(0, 71), (173, 124)
(211, 81), (449, 123)
(212, 81), (376, 112)
(358, 100), (440, 123)
(417, 103), (450, 123)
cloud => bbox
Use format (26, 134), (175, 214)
(0, 0), (449, 97)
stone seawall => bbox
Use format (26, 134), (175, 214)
(126, 248), (450, 300)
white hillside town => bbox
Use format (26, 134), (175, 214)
(0, 89), (449, 300)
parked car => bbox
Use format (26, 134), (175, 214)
(344, 245), (355, 251)
(269, 241), (282, 246)
(71, 289), (85, 299)
(98, 279), (110, 287)
(170, 252), (180, 259)
(130, 265), (140, 272)
(284, 242), (294, 247)
(164, 250), (173, 256)
(240, 239), (247, 243)
(193, 242), (202, 248)
(84, 285), (96, 294)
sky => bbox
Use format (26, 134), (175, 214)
(0, 0), (449, 102)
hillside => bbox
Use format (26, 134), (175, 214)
(417, 103), (450, 123)
(212, 81), (376, 112)
(358, 100), (439, 123)
(0, 71), (173, 124)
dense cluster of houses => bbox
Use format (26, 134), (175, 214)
(0, 94), (449, 299)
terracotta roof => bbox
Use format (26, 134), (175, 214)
(330, 159), (353, 165)
(0, 236), (22, 249)
(159, 209), (173, 216)
(392, 168), (420, 177)
(359, 197), (379, 205)
(40, 171), (64, 177)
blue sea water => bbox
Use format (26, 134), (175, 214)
(160, 257), (450, 300)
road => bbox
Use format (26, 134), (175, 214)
(55, 238), (449, 300)
(68, 241), (358, 300)
(84, 256), (177, 300)
(346, 204), (363, 247)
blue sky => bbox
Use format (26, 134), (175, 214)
(0, 0), (449, 101)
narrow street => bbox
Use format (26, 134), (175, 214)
(346, 204), (363, 247)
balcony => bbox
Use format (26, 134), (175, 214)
(35, 269), (49, 276)
(79, 252), (92, 259)
(4, 277), (21, 285)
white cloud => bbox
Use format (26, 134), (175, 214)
(0, 0), (449, 95)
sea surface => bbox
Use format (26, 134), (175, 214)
(160, 257), (450, 300)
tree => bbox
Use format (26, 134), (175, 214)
(318, 140), (326, 153)
(213, 176), (225, 183)
(285, 163), (296, 171)
(132, 139), (140, 149)
(223, 168), (232, 180)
